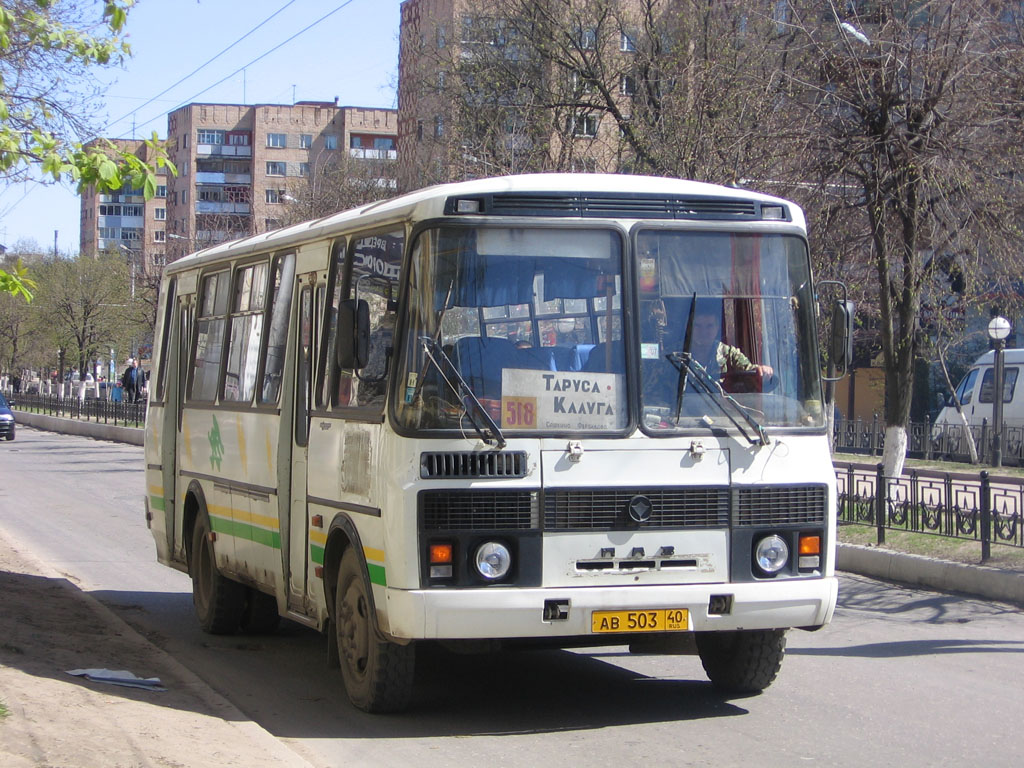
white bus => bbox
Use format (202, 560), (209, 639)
(144, 174), (848, 712)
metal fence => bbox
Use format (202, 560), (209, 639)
(833, 415), (1024, 466)
(836, 462), (1024, 561)
(13, 392), (148, 429)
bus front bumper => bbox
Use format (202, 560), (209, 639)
(382, 577), (838, 640)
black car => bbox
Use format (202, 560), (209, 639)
(0, 391), (15, 440)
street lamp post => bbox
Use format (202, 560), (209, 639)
(988, 316), (1012, 468)
(118, 243), (137, 299)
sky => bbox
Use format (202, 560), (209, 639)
(0, 0), (402, 255)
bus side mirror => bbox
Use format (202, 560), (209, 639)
(337, 299), (370, 369)
(829, 299), (855, 377)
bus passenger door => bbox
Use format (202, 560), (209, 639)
(287, 283), (314, 610)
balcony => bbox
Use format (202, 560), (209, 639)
(196, 144), (252, 157)
(195, 172), (252, 184)
(349, 148), (398, 160)
(196, 201), (251, 214)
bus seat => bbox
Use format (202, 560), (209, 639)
(452, 336), (516, 399)
(549, 346), (575, 371)
(581, 341), (624, 373)
(571, 344), (596, 371)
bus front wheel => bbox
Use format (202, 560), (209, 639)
(696, 628), (786, 694)
(190, 515), (245, 634)
(335, 547), (414, 712)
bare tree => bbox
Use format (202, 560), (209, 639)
(775, 0), (1024, 476)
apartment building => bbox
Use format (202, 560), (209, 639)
(397, 0), (641, 191)
(80, 138), (169, 270)
(164, 101), (397, 259)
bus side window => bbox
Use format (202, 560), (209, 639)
(259, 253), (295, 404)
(190, 270), (230, 401)
(340, 231), (404, 410)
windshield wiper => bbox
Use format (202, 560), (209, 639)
(419, 336), (506, 448)
(666, 352), (770, 446)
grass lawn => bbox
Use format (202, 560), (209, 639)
(839, 523), (1024, 572)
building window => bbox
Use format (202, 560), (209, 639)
(570, 113), (599, 138)
(620, 31), (636, 52)
(154, 208), (166, 220)
(374, 137), (395, 151)
(437, 23), (447, 48)
(228, 132), (250, 146)
(417, 120), (424, 141)
(324, 134), (338, 150)
(266, 189), (282, 204)
(267, 133), (286, 148)
(576, 26), (597, 50)
(266, 161), (286, 176)
(434, 115), (444, 138)
(181, 188), (189, 203)
(154, 231), (166, 243)
(199, 188), (222, 202)
(156, 185), (167, 198)
(265, 218), (282, 231)
(225, 186), (250, 203)
(300, 134), (312, 149)
(197, 129), (225, 145)
(620, 74), (636, 96)
(299, 162), (310, 177)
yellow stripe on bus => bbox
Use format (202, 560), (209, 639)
(310, 529), (328, 546)
(363, 547), (385, 563)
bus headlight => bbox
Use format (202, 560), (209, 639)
(754, 535), (789, 574)
(474, 541), (511, 580)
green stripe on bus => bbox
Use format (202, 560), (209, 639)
(208, 515), (281, 549)
(367, 562), (387, 587)
(149, 495), (166, 512)
(311, 543), (325, 565)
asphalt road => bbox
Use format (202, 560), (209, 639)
(2, 426), (1024, 767)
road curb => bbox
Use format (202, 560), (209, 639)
(838, 542), (1024, 606)
(0, 526), (317, 768)
(15, 410), (143, 445)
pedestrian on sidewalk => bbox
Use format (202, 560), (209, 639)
(121, 358), (143, 403)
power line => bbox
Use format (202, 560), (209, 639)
(104, 0), (302, 135)
(130, 0), (362, 136)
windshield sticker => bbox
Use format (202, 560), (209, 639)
(501, 369), (624, 430)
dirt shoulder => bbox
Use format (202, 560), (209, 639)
(0, 530), (313, 768)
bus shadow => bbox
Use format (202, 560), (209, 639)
(88, 588), (750, 739)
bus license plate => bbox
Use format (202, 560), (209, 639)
(591, 608), (689, 634)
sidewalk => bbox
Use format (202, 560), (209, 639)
(0, 529), (314, 768)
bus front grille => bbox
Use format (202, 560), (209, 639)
(544, 488), (729, 530)
(420, 490), (538, 530)
(735, 485), (827, 526)
(420, 451), (528, 479)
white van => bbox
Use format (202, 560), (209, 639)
(933, 349), (1024, 430)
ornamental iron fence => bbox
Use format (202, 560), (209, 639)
(836, 462), (1024, 561)
(833, 415), (1024, 467)
(12, 392), (147, 429)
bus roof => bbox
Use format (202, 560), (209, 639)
(164, 173), (805, 273)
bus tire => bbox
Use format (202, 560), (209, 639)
(190, 515), (245, 634)
(240, 588), (280, 634)
(335, 547), (414, 713)
(696, 628), (786, 694)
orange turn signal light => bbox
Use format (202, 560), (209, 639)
(429, 543), (453, 564)
(799, 535), (821, 555)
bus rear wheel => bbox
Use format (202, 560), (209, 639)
(696, 628), (786, 694)
(190, 515), (245, 634)
(335, 547), (414, 713)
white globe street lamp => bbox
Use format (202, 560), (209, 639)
(987, 316), (1012, 468)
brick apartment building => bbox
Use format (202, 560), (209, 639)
(81, 101), (397, 266)
(397, 0), (641, 191)
(79, 138), (170, 272)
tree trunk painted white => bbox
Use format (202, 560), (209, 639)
(955, 408), (979, 464)
(882, 425), (907, 479)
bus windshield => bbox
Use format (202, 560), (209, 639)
(637, 229), (822, 431)
(396, 225), (628, 434)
